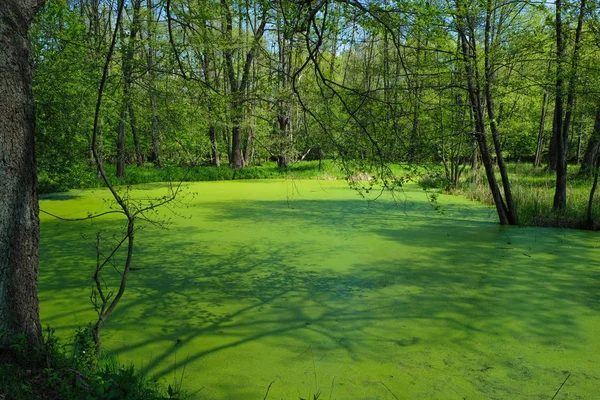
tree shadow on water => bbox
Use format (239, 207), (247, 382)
(38, 193), (600, 398)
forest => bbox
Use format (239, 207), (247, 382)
(1, 0), (600, 399)
(30, 0), (600, 226)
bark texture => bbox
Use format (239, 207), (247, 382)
(0, 0), (45, 349)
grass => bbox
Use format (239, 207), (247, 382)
(440, 163), (600, 230)
(0, 326), (183, 400)
(38, 160), (349, 194)
(38, 159), (418, 195)
(38, 179), (600, 399)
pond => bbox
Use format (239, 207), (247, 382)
(39, 180), (600, 399)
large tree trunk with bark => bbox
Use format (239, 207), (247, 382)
(0, 0), (45, 350)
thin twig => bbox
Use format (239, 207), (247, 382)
(263, 381), (274, 400)
(328, 376), (335, 400)
(381, 381), (399, 400)
(40, 209), (124, 221)
(295, 344), (312, 359)
(551, 373), (570, 400)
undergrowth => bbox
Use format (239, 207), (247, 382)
(0, 326), (186, 400)
(38, 160), (347, 194)
(444, 163), (600, 230)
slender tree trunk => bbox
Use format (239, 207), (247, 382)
(548, 121), (558, 171)
(576, 113), (583, 163)
(580, 104), (600, 176)
(534, 93), (548, 167)
(146, 0), (161, 168)
(552, 0), (567, 206)
(587, 152), (600, 230)
(127, 102), (142, 166)
(221, 0), (266, 169)
(409, 42), (423, 162)
(122, 0), (143, 167)
(149, 92), (161, 168)
(97, 123), (104, 178)
(243, 127), (254, 166)
(116, 108), (126, 178)
(455, 3), (509, 224)
(230, 107), (244, 169)
(0, 0), (45, 350)
(89, 137), (96, 167)
(202, 53), (220, 167)
(276, 0), (292, 168)
(484, 0), (518, 224)
(277, 110), (289, 168)
(553, 0), (586, 209)
(209, 125), (220, 167)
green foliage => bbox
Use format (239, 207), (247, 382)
(31, 0), (97, 187)
(38, 171), (71, 194)
(0, 326), (185, 400)
(417, 168), (451, 190)
(73, 324), (97, 370)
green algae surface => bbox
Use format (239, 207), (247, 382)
(39, 180), (600, 399)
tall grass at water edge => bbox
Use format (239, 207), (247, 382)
(450, 162), (600, 229)
(39, 160), (347, 194)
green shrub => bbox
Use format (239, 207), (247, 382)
(38, 173), (69, 194)
(0, 326), (186, 400)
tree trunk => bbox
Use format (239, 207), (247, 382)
(116, 108), (126, 178)
(534, 93), (548, 167)
(0, 0), (45, 350)
(277, 110), (290, 168)
(209, 125), (220, 167)
(455, 3), (509, 225)
(88, 137), (95, 167)
(122, 0), (143, 167)
(221, 0), (266, 169)
(552, 0), (567, 207)
(587, 151), (600, 230)
(553, 0), (586, 209)
(484, 0), (518, 225)
(230, 110), (244, 169)
(149, 92), (161, 168)
(243, 127), (254, 167)
(128, 102), (143, 166)
(579, 103), (600, 176)
(275, 1), (292, 168)
(146, 0), (161, 168)
(97, 123), (104, 178)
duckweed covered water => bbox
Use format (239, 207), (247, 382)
(39, 180), (600, 399)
